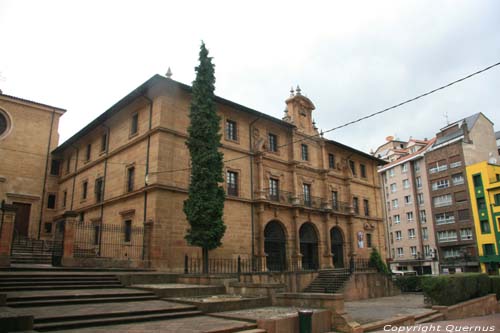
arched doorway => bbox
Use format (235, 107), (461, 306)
(299, 222), (319, 270)
(330, 227), (344, 268)
(264, 221), (287, 271)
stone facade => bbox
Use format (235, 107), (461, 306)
(0, 94), (65, 240)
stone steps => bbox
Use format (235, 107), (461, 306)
(8, 294), (158, 307)
(10, 237), (59, 265)
(415, 311), (445, 324)
(303, 269), (351, 293)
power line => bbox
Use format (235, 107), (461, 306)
(151, 60), (500, 175)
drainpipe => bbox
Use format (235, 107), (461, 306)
(98, 124), (110, 256)
(37, 108), (56, 240)
(0, 200), (5, 241)
(142, 95), (153, 260)
(69, 146), (79, 211)
(249, 117), (261, 267)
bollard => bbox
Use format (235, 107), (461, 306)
(298, 309), (313, 333)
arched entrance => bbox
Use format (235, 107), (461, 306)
(299, 222), (319, 270)
(264, 221), (287, 271)
(330, 227), (344, 268)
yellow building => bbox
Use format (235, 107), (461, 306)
(466, 160), (500, 274)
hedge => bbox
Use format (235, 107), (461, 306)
(490, 276), (500, 300)
(421, 273), (490, 306)
(393, 275), (423, 292)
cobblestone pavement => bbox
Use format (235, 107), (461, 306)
(13, 300), (189, 319)
(132, 283), (219, 289)
(51, 315), (256, 333)
(213, 306), (323, 320)
(372, 313), (500, 332)
(345, 294), (431, 324)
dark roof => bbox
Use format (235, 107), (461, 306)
(495, 131), (500, 140)
(0, 93), (66, 112)
(326, 139), (387, 164)
(53, 75), (294, 154)
(434, 112), (484, 147)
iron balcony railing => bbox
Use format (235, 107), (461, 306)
(297, 194), (325, 209)
(262, 189), (294, 205)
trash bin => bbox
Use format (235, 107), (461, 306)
(298, 309), (313, 333)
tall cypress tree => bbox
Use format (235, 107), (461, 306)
(184, 42), (226, 274)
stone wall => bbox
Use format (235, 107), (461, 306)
(342, 272), (401, 301)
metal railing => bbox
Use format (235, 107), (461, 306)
(261, 189), (294, 205)
(184, 255), (265, 274)
(297, 194), (324, 209)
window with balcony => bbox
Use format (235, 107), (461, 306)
(406, 211), (414, 222)
(226, 120), (238, 141)
(422, 227), (428, 240)
(435, 212), (455, 225)
(332, 191), (339, 210)
(303, 183), (311, 206)
(363, 199), (369, 217)
(396, 231), (402, 241)
(460, 228), (473, 241)
(227, 171), (238, 196)
(394, 214), (401, 224)
(408, 228), (416, 239)
(452, 173), (464, 185)
(432, 179), (449, 191)
(268, 133), (278, 152)
(403, 179), (410, 189)
(390, 183), (397, 193)
(301, 144), (309, 161)
(419, 210), (427, 223)
(437, 230), (458, 242)
(269, 178), (279, 201)
(353, 197), (359, 215)
(328, 153), (335, 169)
(392, 199), (398, 209)
(433, 194), (452, 207)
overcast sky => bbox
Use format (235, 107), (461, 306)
(1, 0), (499, 154)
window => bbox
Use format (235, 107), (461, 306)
(397, 247), (404, 257)
(435, 212), (455, 225)
(124, 220), (132, 242)
(450, 161), (462, 168)
(101, 133), (108, 152)
(390, 232), (394, 243)
(82, 181), (88, 199)
(0, 111), (9, 137)
(303, 183), (311, 206)
(85, 144), (91, 161)
(429, 160), (447, 174)
(392, 199), (399, 209)
(394, 214), (401, 224)
(268, 133), (278, 152)
(269, 178), (279, 201)
(424, 245), (431, 257)
(301, 144), (309, 161)
(47, 194), (56, 209)
(353, 197), (359, 215)
(388, 168), (395, 177)
(366, 233), (372, 248)
(437, 230), (457, 242)
(408, 228), (416, 239)
(416, 176), (422, 188)
(432, 179), (449, 191)
(417, 193), (424, 205)
(95, 177), (104, 203)
(417, 211), (426, 225)
(403, 179), (410, 189)
(79, 212), (85, 223)
(62, 190), (67, 208)
(360, 164), (367, 178)
(396, 231), (402, 241)
(480, 220), (491, 234)
(332, 191), (338, 210)
(406, 211), (414, 222)
(451, 173), (464, 185)
(410, 246), (417, 257)
(472, 174), (483, 187)
(433, 194), (452, 207)
(50, 159), (60, 176)
(390, 183), (397, 193)
(460, 228), (473, 241)
(454, 191), (467, 203)
(477, 197), (486, 210)
(127, 167), (135, 192)
(422, 227), (429, 240)
(225, 120), (237, 141)
(44, 223), (52, 234)
(94, 225), (100, 245)
(363, 199), (369, 216)
(458, 209), (470, 221)
(401, 163), (408, 173)
(414, 160), (421, 172)
(349, 160), (356, 176)
(404, 195), (412, 204)
(227, 171), (238, 196)
(328, 153), (335, 169)
(444, 248), (460, 258)
(66, 156), (71, 174)
(131, 113), (139, 135)
(484, 244), (496, 256)
(494, 193), (500, 206)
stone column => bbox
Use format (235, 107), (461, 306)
(291, 208), (302, 270)
(61, 211), (78, 267)
(256, 154), (265, 199)
(0, 204), (17, 267)
(322, 213), (333, 268)
(255, 204), (267, 271)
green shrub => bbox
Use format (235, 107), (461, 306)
(422, 273), (490, 306)
(369, 247), (390, 275)
(490, 276), (500, 300)
(393, 275), (423, 292)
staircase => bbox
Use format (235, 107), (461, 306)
(10, 237), (55, 265)
(304, 268), (351, 293)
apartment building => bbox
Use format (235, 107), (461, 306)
(426, 113), (499, 273)
(378, 138), (439, 274)
(466, 160), (500, 274)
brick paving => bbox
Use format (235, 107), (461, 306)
(213, 306), (323, 320)
(51, 315), (256, 333)
(345, 294), (431, 324)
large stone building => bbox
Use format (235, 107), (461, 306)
(426, 113), (499, 273)
(14, 74), (384, 272)
(377, 138), (439, 274)
(0, 93), (65, 240)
